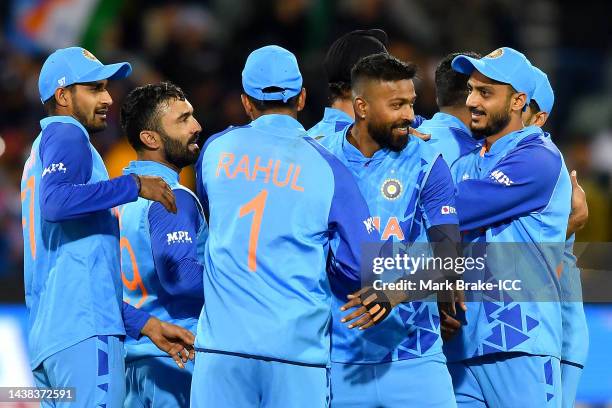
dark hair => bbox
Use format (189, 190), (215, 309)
(435, 51), (481, 108)
(328, 81), (351, 104)
(351, 53), (417, 91)
(43, 85), (74, 115)
(120, 81), (186, 151)
(246, 87), (299, 112)
(528, 99), (541, 113)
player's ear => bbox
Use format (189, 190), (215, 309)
(241, 94), (255, 120)
(55, 87), (71, 109)
(534, 111), (549, 127)
(139, 130), (160, 150)
(354, 96), (367, 121)
(296, 88), (306, 112)
(512, 92), (528, 113)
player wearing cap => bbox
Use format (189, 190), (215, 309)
(320, 53), (460, 407)
(307, 29), (389, 140)
(444, 48), (571, 407)
(21, 47), (194, 407)
(118, 82), (206, 407)
(417, 52), (482, 167)
(190, 45), (377, 407)
(521, 67), (589, 408)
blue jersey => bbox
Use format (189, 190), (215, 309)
(417, 112), (481, 167)
(320, 126), (459, 363)
(446, 126), (571, 361)
(307, 107), (353, 140)
(560, 235), (589, 366)
(194, 114), (376, 367)
(21, 116), (144, 369)
(118, 161), (207, 362)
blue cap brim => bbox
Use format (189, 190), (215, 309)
(77, 62), (132, 83)
(452, 55), (511, 86)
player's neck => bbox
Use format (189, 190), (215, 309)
(440, 105), (471, 129)
(484, 116), (524, 152)
(330, 98), (355, 120)
(136, 152), (181, 174)
(348, 122), (382, 158)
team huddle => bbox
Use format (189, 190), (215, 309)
(21, 29), (588, 408)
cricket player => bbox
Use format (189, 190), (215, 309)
(320, 53), (460, 407)
(443, 47), (571, 407)
(118, 82), (207, 407)
(308, 29), (428, 143)
(417, 52), (482, 167)
(191, 45), (378, 407)
(21, 47), (194, 407)
(308, 29), (389, 140)
(521, 67), (589, 408)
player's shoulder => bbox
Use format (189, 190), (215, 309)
(513, 127), (563, 163)
(399, 135), (439, 165)
(202, 124), (252, 151)
(40, 120), (88, 145)
(302, 136), (352, 183)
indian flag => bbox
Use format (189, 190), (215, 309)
(10, 0), (123, 53)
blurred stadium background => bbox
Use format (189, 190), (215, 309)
(0, 0), (610, 405)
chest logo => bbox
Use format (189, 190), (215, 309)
(381, 178), (402, 200)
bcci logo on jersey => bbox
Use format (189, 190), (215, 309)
(381, 179), (402, 200)
(167, 231), (192, 245)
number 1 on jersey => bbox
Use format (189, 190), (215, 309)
(239, 189), (268, 272)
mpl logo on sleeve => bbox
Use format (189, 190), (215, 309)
(166, 231), (193, 245)
(41, 163), (67, 177)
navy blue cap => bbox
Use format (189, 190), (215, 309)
(242, 45), (302, 103)
(452, 47), (536, 104)
(531, 66), (554, 114)
(324, 29), (388, 84)
(38, 47), (132, 103)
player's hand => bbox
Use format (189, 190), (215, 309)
(340, 287), (396, 330)
(437, 288), (467, 316)
(409, 127), (431, 141)
(137, 175), (177, 214)
(439, 309), (462, 341)
(141, 317), (195, 368)
(567, 170), (588, 237)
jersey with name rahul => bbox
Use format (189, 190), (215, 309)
(195, 114), (376, 367)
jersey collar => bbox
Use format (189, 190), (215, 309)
(250, 114), (305, 135)
(123, 160), (179, 186)
(485, 125), (543, 157)
(40, 115), (89, 139)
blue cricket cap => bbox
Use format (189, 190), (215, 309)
(530, 66), (554, 114)
(38, 47), (132, 103)
(451, 47), (536, 104)
(242, 45), (302, 103)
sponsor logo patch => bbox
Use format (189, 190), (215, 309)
(166, 231), (192, 245)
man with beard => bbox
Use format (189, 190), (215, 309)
(21, 48), (195, 407)
(118, 82), (206, 407)
(521, 67), (589, 408)
(443, 48), (571, 407)
(308, 29), (389, 140)
(319, 53), (460, 407)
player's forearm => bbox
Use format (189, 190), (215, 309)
(122, 301), (151, 339)
(567, 203), (588, 239)
(40, 175), (139, 222)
